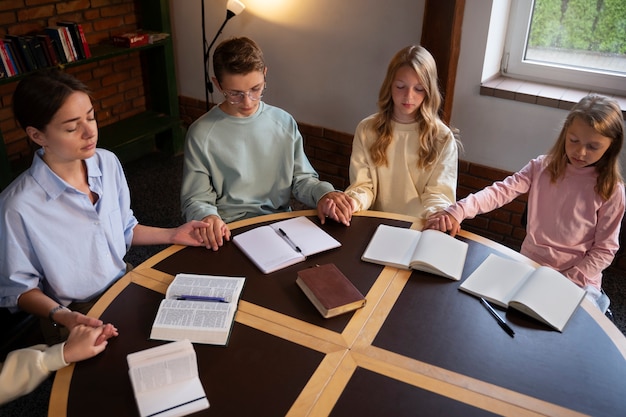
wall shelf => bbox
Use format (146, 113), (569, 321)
(0, 0), (183, 190)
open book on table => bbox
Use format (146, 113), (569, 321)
(361, 224), (468, 280)
(460, 253), (585, 332)
(127, 339), (209, 417)
(232, 216), (341, 274)
(150, 273), (245, 345)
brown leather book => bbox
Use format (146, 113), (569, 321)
(296, 263), (366, 318)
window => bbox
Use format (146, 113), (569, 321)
(503, 0), (626, 96)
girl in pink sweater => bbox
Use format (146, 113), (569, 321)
(426, 95), (624, 312)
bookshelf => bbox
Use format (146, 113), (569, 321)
(0, 0), (184, 190)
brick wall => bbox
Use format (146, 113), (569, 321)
(0, 0), (147, 172)
(179, 96), (626, 273)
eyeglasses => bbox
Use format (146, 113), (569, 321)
(222, 83), (266, 104)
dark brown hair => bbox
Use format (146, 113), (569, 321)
(212, 36), (266, 83)
(12, 69), (91, 132)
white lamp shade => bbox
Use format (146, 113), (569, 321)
(227, 0), (245, 16)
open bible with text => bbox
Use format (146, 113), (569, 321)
(361, 224), (468, 280)
(460, 254), (585, 332)
(233, 216), (341, 274)
(150, 273), (245, 345)
(127, 339), (209, 417)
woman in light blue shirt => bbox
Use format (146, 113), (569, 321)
(0, 70), (211, 343)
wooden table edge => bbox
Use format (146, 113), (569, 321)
(47, 210), (626, 417)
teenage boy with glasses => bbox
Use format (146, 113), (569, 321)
(181, 37), (354, 251)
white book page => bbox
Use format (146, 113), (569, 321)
(269, 216), (341, 256)
(459, 254), (535, 307)
(127, 340), (209, 417)
(150, 299), (236, 344)
(152, 299), (233, 330)
(126, 339), (193, 368)
(133, 381), (208, 417)
(129, 344), (198, 393)
(233, 225), (304, 273)
(165, 274), (244, 302)
(361, 224), (421, 269)
(410, 229), (469, 280)
(509, 266), (585, 331)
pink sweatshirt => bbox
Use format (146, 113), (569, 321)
(446, 155), (625, 289)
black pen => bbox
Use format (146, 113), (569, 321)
(177, 295), (229, 303)
(278, 228), (302, 253)
(480, 298), (515, 338)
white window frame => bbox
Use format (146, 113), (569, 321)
(503, 0), (626, 96)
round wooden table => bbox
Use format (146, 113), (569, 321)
(49, 210), (626, 417)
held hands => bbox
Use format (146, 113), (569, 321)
(53, 307), (104, 330)
(52, 307), (119, 348)
(425, 211), (461, 237)
(63, 323), (119, 363)
(172, 218), (231, 251)
(317, 192), (356, 226)
(194, 215), (231, 251)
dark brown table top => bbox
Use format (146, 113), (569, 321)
(49, 210), (626, 417)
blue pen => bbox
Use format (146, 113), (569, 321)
(177, 295), (229, 303)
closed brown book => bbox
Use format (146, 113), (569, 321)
(296, 263), (366, 318)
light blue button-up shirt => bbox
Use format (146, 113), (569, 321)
(0, 148), (138, 309)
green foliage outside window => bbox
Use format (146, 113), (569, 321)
(528, 0), (626, 54)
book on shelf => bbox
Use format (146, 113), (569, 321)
(459, 253), (585, 332)
(0, 39), (18, 76)
(47, 25), (76, 62)
(150, 273), (245, 345)
(44, 27), (71, 63)
(127, 339), (209, 417)
(36, 34), (60, 66)
(233, 216), (342, 274)
(49, 33), (67, 64)
(296, 263), (366, 318)
(57, 21), (87, 59)
(60, 26), (78, 61)
(0, 41), (11, 76)
(26, 36), (48, 68)
(75, 23), (91, 58)
(0, 57), (7, 79)
(361, 224), (468, 281)
(112, 32), (150, 48)
(4, 35), (32, 72)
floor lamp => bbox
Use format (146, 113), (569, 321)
(202, 0), (246, 110)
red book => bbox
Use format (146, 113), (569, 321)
(59, 26), (77, 61)
(57, 21), (86, 60)
(76, 23), (91, 58)
(112, 32), (149, 48)
(0, 40), (18, 76)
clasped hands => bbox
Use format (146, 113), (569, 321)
(317, 191), (357, 226)
(424, 210), (461, 236)
(51, 307), (119, 352)
(188, 192), (357, 251)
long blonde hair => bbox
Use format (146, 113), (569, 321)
(546, 94), (624, 200)
(370, 45), (450, 168)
